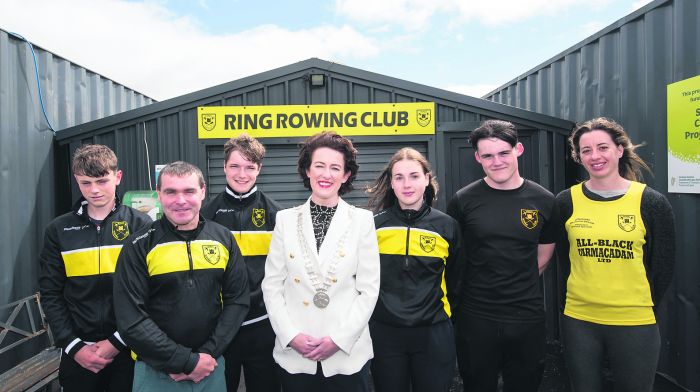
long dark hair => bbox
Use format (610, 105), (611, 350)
(569, 117), (651, 181)
(366, 148), (438, 213)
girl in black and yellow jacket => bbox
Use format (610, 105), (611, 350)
(367, 148), (462, 392)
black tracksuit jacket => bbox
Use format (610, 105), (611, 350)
(201, 185), (282, 324)
(38, 197), (151, 356)
(113, 216), (250, 374)
(372, 203), (462, 327)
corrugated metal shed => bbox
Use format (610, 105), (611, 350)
(55, 57), (575, 209)
(484, 0), (699, 389)
(54, 57), (575, 350)
(0, 28), (153, 371)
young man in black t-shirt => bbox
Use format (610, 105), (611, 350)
(447, 120), (557, 392)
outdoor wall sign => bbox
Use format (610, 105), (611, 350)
(197, 102), (435, 139)
(667, 74), (700, 193)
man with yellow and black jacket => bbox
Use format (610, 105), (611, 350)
(201, 134), (282, 392)
(39, 144), (151, 391)
(114, 161), (250, 390)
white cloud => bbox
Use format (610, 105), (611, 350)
(0, 0), (380, 100)
(336, 0), (613, 28)
(335, 0), (444, 31)
(444, 83), (500, 98)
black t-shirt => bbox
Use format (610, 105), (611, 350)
(447, 179), (557, 322)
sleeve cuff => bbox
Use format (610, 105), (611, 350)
(65, 338), (86, 358)
(107, 332), (127, 351)
(183, 353), (200, 375)
(328, 333), (352, 355)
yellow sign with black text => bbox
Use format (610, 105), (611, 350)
(197, 103), (436, 139)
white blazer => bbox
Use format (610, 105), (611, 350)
(262, 197), (380, 376)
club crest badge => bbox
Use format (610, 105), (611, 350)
(416, 109), (432, 127)
(252, 208), (265, 227)
(201, 113), (216, 131)
(521, 209), (539, 230)
(112, 221), (129, 241)
(618, 215), (635, 232)
(202, 245), (221, 265)
(420, 235), (436, 253)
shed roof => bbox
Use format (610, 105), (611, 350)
(56, 57), (572, 142)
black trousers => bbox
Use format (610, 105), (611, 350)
(454, 314), (545, 392)
(370, 320), (456, 392)
(224, 318), (280, 392)
(58, 348), (134, 392)
(563, 315), (660, 392)
(278, 361), (370, 392)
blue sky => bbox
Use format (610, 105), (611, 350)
(1, 0), (652, 101)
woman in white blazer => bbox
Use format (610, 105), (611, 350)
(262, 131), (380, 392)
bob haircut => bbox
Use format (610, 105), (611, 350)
(297, 131), (358, 196)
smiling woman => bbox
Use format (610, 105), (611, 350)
(262, 131), (380, 392)
(365, 148), (461, 392)
(555, 117), (676, 392)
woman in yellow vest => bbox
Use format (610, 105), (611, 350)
(556, 117), (675, 392)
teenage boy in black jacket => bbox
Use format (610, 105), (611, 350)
(201, 134), (282, 392)
(39, 144), (151, 391)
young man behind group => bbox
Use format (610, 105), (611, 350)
(447, 120), (557, 392)
(39, 144), (151, 391)
(201, 134), (283, 392)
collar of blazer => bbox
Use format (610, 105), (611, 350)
(298, 196), (353, 275)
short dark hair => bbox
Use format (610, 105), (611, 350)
(297, 132), (358, 195)
(223, 133), (266, 165)
(72, 144), (118, 177)
(469, 120), (518, 149)
(157, 161), (205, 190)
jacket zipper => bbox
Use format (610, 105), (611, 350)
(186, 240), (194, 287)
(236, 208), (243, 238)
(96, 223), (105, 336)
(404, 225), (411, 270)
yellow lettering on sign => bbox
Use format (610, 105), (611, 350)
(197, 103), (436, 138)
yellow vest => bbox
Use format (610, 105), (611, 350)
(564, 181), (655, 325)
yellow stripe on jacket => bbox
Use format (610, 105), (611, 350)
(233, 231), (273, 256)
(62, 245), (123, 277)
(376, 226), (452, 316)
(146, 240), (230, 276)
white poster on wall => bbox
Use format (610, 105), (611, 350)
(667, 74), (700, 193)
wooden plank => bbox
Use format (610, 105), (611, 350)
(0, 348), (61, 392)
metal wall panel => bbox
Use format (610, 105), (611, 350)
(56, 58), (574, 205)
(206, 141), (428, 209)
(0, 29), (153, 372)
(483, 0), (699, 389)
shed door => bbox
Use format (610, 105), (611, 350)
(207, 141), (428, 209)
